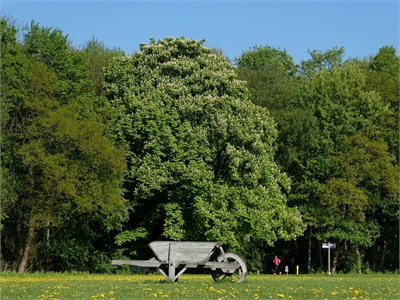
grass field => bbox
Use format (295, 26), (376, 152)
(0, 272), (398, 299)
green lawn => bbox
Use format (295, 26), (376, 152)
(1, 272), (398, 299)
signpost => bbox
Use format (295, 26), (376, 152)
(322, 242), (336, 275)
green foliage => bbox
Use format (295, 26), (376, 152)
(20, 99), (128, 215)
(319, 178), (369, 222)
(163, 202), (186, 241)
(256, 45), (399, 272)
(236, 62), (296, 111)
(299, 46), (345, 77)
(316, 135), (397, 250)
(104, 37), (305, 258)
(365, 46), (399, 164)
(82, 37), (125, 96)
(0, 17), (129, 273)
(322, 135), (398, 248)
(369, 45), (399, 76)
(234, 44), (297, 76)
(335, 135), (398, 202)
(0, 17), (27, 226)
(115, 228), (149, 247)
(289, 58), (391, 215)
(22, 21), (92, 103)
(297, 62), (388, 146)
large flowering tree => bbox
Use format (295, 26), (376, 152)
(104, 37), (304, 256)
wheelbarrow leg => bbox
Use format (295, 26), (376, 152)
(168, 243), (176, 282)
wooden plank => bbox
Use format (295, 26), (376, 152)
(111, 260), (161, 268)
(204, 261), (239, 273)
(175, 251), (211, 262)
(180, 262), (199, 268)
(158, 268), (168, 280)
(174, 267), (187, 281)
(171, 261), (239, 269)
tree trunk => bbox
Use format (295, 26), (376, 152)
(379, 233), (387, 270)
(371, 242), (377, 271)
(331, 247), (339, 274)
(307, 227), (312, 273)
(46, 220), (51, 271)
(319, 242), (323, 270)
(18, 226), (35, 273)
(355, 247), (362, 274)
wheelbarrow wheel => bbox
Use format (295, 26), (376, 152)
(211, 252), (247, 283)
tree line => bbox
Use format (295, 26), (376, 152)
(1, 16), (398, 274)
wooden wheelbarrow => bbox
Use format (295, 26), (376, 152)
(112, 241), (247, 282)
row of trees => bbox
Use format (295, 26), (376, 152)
(1, 16), (398, 274)
(1, 18), (129, 272)
(235, 45), (398, 273)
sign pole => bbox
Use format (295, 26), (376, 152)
(328, 242), (331, 276)
(322, 242), (335, 275)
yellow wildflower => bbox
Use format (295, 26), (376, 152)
(277, 293), (285, 298)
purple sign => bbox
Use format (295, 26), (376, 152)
(322, 243), (336, 249)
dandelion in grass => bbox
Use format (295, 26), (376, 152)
(277, 294), (285, 298)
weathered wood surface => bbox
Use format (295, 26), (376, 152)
(111, 259), (238, 269)
(168, 243), (176, 281)
(112, 241), (246, 283)
(149, 241), (222, 263)
(111, 259), (162, 267)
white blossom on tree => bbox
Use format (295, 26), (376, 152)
(104, 37), (305, 253)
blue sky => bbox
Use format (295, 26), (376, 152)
(1, 1), (399, 64)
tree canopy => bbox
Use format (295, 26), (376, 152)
(1, 17), (129, 273)
(103, 37), (305, 256)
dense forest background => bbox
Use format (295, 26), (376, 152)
(1, 15), (398, 274)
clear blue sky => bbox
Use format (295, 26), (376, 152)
(1, 0), (399, 64)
